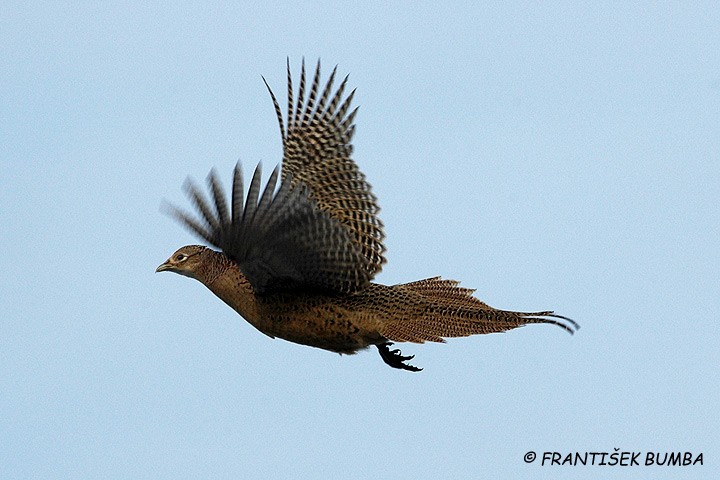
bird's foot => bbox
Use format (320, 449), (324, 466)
(376, 342), (422, 372)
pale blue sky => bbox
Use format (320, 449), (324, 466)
(1, 2), (718, 479)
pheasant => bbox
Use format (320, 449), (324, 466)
(156, 60), (577, 371)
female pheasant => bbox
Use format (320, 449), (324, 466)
(157, 60), (577, 371)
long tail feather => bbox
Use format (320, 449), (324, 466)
(379, 277), (578, 343)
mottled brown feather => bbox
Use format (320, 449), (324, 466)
(263, 59), (386, 281)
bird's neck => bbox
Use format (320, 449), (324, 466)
(199, 250), (261, 324)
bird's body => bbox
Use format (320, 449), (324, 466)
(187, 248), (385, 354)
(157, 60), (577, 371)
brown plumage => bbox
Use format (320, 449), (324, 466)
(157, 59), (577, 371)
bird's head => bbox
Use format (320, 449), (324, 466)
(156, 245), (208, 280)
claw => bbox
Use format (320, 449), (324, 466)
(376, 342), (422, 372)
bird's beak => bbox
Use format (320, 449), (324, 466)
(156, 261), (172, 273)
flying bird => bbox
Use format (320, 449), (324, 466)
(157, 60), (577, 371)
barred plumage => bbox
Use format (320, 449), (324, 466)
(168, 163), (369, 295)
(264, 59), (386, 280)
(157, 60), (577, 372)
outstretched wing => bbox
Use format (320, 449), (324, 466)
(168, 163), (371, 295)
(263, 59), (386, 281)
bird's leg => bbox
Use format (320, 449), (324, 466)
(376, 342), (422, 372)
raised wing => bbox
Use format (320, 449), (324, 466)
(263, 59), (386, 281)
(168, 163), (371, 295)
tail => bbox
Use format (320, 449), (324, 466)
(379, 277), (578, 344)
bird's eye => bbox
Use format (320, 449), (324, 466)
(175, 254), (187, 262)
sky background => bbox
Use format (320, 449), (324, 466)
(1, 2), (718, 479)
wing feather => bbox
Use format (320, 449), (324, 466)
(169, 163), (370, 295)
(264, 59), (386, 279)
